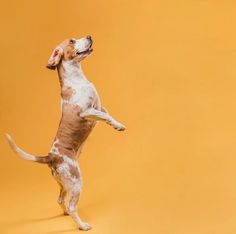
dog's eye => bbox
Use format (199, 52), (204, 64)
(69, 39), (75, 44)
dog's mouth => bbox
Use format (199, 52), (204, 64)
(76, 44), (93, 56)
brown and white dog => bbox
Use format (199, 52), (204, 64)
(6, 36), (125, 231)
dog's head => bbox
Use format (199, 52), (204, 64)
(46, 36), (93, 70)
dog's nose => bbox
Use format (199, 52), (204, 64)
(87, 35), (92, 40)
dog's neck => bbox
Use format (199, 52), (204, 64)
(57, 60), (88, 87)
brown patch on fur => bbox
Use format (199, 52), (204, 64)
(69, 164), (80, 178)
(49, 153), (64, 164)
(47, 153), (64, 176)
(63, 45), (75, 60)
(59, 40), (77, 61)
(54, 103), (95, 159)
(48, 153), (63, 167)
(61, 86), (75, 100)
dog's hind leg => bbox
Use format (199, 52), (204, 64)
(67, 185), (92, 231)
(80, 108), (125, 131)
(57, 183), (68, 215)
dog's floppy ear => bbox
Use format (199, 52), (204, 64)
(46, 46), (63, 70)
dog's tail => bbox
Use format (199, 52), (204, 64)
(5, 133), (50, 164)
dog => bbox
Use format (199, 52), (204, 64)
(6, 36), (125, 231)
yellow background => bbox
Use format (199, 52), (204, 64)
(1, 0), (236, 233)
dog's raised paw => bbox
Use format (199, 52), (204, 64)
(114, 124), (126, 131)
(79, 222), (92, 231)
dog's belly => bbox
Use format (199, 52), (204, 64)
(52, 103), (95, 158)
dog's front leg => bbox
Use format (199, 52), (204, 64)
(80, 108), (125, 131)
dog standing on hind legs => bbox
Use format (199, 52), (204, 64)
(6, 36), (125, 231)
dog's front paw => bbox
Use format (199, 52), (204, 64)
(79, 222), (92, 231)
(113, 122), (126, 131)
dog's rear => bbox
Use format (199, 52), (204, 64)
(6, 132), (92, 231)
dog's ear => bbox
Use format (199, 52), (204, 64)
(46, 46), (63, 70)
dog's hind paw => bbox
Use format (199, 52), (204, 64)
(79, 222), (92, 231)
(63, 211), (69, 216)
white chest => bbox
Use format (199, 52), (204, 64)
(60, 61), (101, 111)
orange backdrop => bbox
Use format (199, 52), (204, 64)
(1, 0), (236, 233)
